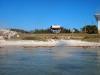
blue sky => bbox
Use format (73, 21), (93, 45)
(0, 0), (100, 30)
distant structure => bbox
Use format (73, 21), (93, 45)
(95, 12), (100, 33)
(50, 25), (61, 33)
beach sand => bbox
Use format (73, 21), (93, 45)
(0, 39), (100, 48)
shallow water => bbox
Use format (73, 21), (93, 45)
(0, 47), (100, 75)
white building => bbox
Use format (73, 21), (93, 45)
(50, 25), (61, 33)
(95, 13), (100, 33)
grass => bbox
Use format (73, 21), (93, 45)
(82, 34), (100, 42)
(14, 33), (100, 42)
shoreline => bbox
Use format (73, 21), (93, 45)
(0, 39), (100, 48)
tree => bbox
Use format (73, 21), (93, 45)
(60, 27), (71, 33)
(81, 25), (98, 34)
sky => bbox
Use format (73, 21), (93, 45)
(0, 0), (100, 30)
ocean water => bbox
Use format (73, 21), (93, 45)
(0, 47), (100, 75)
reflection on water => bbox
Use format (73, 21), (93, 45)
(0, 47), (100, 75)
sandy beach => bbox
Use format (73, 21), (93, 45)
(0, 39), (100, 47)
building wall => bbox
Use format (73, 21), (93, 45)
(98, 20), (100, 33)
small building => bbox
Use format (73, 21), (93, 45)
(95, 12), (100, 33)
(50, 25), (61, 33)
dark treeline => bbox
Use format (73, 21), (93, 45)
(10, 28), (30, 33)
(31, 29), (51, 34)
(60, 27), (71, 33)
(31, 28), (71, 33)
(10, 25), (98, 34)
(81, 25), (98, 34)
